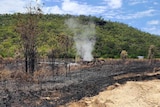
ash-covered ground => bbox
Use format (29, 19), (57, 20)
(0, 59), (160, 107)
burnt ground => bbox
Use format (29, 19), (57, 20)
(0, 59), (160, 107)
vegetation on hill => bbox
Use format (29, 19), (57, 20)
(0, 14), (160, 58)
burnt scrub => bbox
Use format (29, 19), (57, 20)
(0, 59), (160, 107)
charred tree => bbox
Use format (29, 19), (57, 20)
(16, 2), (42, 74)
(47, 49), (60, 75)
(57, 34), (73, 77)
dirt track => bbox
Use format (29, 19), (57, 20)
(0, 60), (160, 107)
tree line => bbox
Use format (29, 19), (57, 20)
(0, 8), (160, 60)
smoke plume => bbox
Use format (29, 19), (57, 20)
(65, 18), (96, 61)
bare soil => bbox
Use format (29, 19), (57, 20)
(0, 59), (160, 107)
(65, 73), (160, 107)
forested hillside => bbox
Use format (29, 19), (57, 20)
(0, 14), (160, 58)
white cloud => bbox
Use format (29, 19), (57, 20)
(129, 0), (148, 5)
(130, 9), (155, 18)
(0, 0), (44, 14)
(44, 5), (64, 14)
(143, 26), (160, 35)
(104, 10), (122, 19)
(153, 2), (158, 5)
(62, 0), (87, 14)
(0, 0), (26, 14)
(104, 0), (122, 9)
(116, 9), (155, 20)
(147, 20), (160, 25)
(145, 20), (160, 35)
(33, 0), (42, 4)
(0, 0), (106, 15)
(43, 0), (106, 15)
(44, 0), (61, 2)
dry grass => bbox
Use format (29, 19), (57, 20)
(10, 71), (34, 83)
(0, 68), (54, 83)
(0, 70), (11, 81)
(34, 69), (53, 81)
(0, 69), (34, 83)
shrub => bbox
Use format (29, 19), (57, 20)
(120, 50), (128, 61)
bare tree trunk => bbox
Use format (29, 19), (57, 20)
(25, 53), (28, 73)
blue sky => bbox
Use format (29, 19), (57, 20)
(0, 0), (160, 35)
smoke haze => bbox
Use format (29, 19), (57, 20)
(65, 18), (96, 61)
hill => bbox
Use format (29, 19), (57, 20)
(0, 14), (160, 58)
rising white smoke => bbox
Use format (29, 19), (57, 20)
(65, 18), (96, 61)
